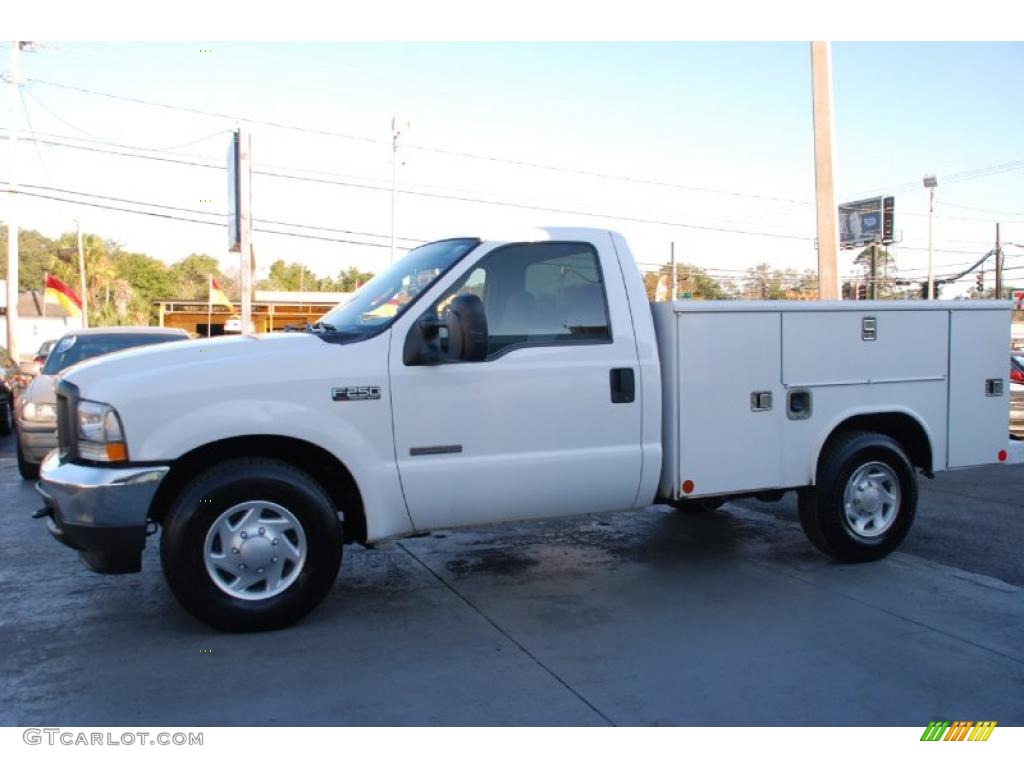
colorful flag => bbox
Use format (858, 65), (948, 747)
(44, 273), (83, 317)
(210, 276), (234, 310)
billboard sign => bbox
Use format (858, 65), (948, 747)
(839, 196), (895, 249)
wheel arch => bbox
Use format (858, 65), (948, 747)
(811, 409), (935, 483)
(148, 435), (367, 544)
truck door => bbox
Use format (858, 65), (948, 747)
(388, 237), (643, 531)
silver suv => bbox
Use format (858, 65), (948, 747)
(15, 327), (189, 479)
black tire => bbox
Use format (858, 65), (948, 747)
(160, 458), (343, 632)
(799, 430), (917, 562)
(0, 396), (12, 436)
(16, 436), (40, 480)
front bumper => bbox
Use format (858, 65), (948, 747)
(35, 451), (169, 574)
(16, 422), (58, 463)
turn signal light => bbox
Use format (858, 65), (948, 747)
(106, 443), (128, 462)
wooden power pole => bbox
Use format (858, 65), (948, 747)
(810, 42), (840, 300)
(238, 128), (253, 335)
(995, 222), (1002, 300)
(6, 41), (20, 359)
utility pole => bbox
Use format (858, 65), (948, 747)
(390, 117), (403, 265)
(5, 41), (20, 359)
(237, 128), (253, 335)
(924, 174), (938, 299)
(670, 241), (677, 300)
(810, 42), (839, 300)
(995, 222), (1002, 300)
(75, 218), (88, 327)
(871, 242), (879, 300)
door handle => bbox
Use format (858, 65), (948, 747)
(610, 368), (635, 403)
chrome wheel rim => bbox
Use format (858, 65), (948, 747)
(842, 462), (900, 539)
(204, 501), (307, 601)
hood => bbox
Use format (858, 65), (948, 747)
(21, 373), (58, 407)
(62, 332), (324, 401)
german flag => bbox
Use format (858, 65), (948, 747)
(210, 276), (234, 310)
(44, 273), (83, 317)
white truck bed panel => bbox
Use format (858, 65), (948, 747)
(781, 310), (948, 387)
(948, 309), (1011, 468)
(673, 311), (784, 496)
(652, 300), (1013, 501)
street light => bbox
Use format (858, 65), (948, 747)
(924, 174), (938, 300)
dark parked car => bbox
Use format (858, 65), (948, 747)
(14, 327), (189, 478)
(1012, 353), (1024, 439)
(1, 344), (31, 436)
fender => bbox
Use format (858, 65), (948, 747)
(807, 404), (938, 484)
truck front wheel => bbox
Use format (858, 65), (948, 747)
(798, 430), (917, 562)
(160, 458), (343, 631)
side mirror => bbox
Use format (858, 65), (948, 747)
(447, 294), (488, 362)
(402, 311), (445, 366)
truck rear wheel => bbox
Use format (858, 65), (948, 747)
(160, 458), (343, 632)
(798, 430), (917, 562)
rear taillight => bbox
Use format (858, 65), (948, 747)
(1012, 368), (1024, 384)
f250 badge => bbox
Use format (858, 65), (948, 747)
(331, 386), (381, 402)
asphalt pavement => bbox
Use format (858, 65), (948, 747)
(1, 429), (1022, 726)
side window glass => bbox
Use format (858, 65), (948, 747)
(430, 242), (610, 359)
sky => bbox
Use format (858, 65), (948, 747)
(2, 40), (1023, 296)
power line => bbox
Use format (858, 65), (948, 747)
(9, 128), (1021, 232)
(28, 76), (1024, 214)
(18, 76), (389, 146)
(13, 182), (429, 243)
(12, 189), (411, 249)
(2, 132), (818, 241)
(936, 200), (1024, 217)
(25, 88), (232, 153)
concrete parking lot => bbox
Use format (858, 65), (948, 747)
(1, 430), (1022, 726)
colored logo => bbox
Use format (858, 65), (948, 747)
(920, 721), (996, 741)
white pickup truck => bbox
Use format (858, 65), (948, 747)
(35, 228), (1018, 631)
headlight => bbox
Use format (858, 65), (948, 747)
(21, 401), (57, 422)
(77, 399), (129, 462)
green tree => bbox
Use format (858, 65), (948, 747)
(168, 253), (226, 300)
(112, 252), (175, 323)
(0, 228), (59, 291)
(642, 262), (730, 301)
(853, 246), (899, 299)
(330, 265), (374, 292)
(744, 263), (787, 299)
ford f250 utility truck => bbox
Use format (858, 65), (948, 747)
(34, 228), (1020, 631)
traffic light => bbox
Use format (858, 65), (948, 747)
(976, 270), (984, 293)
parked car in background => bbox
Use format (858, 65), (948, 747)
(1012, 353), (1024, 438)
(14, 327), (190, 479)
(22, 339), (58, 377)
(1, 345), (32, 436)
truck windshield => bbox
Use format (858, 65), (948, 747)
(316, 238), (479, 336)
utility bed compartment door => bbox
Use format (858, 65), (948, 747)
(781, 310), (948, 386)
(948, 309), (1010, 468)
(676, 311), (783, 496)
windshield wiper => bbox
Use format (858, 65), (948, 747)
(304, 321), (337, 333)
